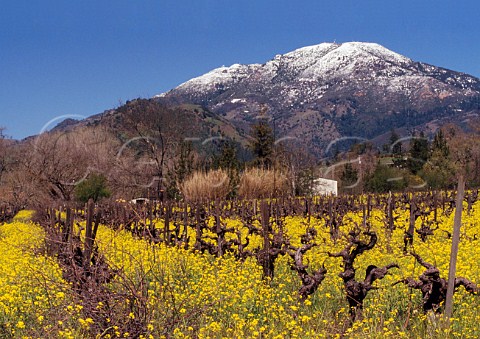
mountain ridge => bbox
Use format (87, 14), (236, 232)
(158, 41), (480, 155)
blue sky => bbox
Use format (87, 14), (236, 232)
(1, 0), (479, 139)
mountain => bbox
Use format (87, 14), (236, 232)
(158, 42), (480, 155)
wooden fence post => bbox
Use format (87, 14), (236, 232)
(215, 201), (224, 257)
(164, 202), (170, 244)
(84, 199), (95, 270)
(261, 201), (272, 278)
(183, 201), (188, 244)
(444, 175), (465, 321)
(387, 192), (394, 231)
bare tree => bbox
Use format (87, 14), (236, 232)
(19, 127), (118, 202)
(118, 99), (192, 199)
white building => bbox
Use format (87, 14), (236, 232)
(313, 178), (338, 196)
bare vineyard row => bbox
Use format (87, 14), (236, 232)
(16, 190), (478, 327)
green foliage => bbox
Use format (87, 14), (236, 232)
(212, 140), (241, 198)
(419, 129), (455, 189)
(421, 150), (457, 189)
(74, 173), (111, 203)
(407, 132), (429, 174)
(364, 164), (408, 193)
(294, 168), (316, 196)
(212, 140), (240, 172)
(431, 128), (449, 157)
(389, 128), (402, 156)
(249, 117), (274, 169)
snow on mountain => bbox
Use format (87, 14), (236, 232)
(173, 63), (262, 94)
(157, 42), (480, 156)
(159, 42), (414, 96)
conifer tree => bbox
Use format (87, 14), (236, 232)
(249, 108), (274, 169)
(390, 128), (402, 156)
(408, 131), (429, 174)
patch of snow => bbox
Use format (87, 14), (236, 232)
(294, 42), (412, 80)
(174, 63), (261, 93)
(154, 41), (478, 101)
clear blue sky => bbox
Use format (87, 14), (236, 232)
(1, 0), (479, 139)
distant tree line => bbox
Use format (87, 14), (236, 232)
(338, 123), (480, 193)
(0, 100), (480, 208)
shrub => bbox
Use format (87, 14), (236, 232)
(74, 173), (111, 203)
(180, 169), (230, 201)
(364, 164), (408, 193)
(238, 168), (289, 199)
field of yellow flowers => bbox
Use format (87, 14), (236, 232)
(2, 197), (480, 338)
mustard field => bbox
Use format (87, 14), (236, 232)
(1, 199), (480, 338)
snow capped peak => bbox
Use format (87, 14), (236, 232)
(156, 41), (480, 157)
(164, 42), (413, 94)
(342, 42), (411, 63)
(282, 41), (410, 64)
(280, 41), (410, 75)
(283, 42), (339, 58)
(254, 41), (414, 82)
(157, 41), (479, 101)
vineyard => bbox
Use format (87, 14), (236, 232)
(1, 191), (480, 338)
